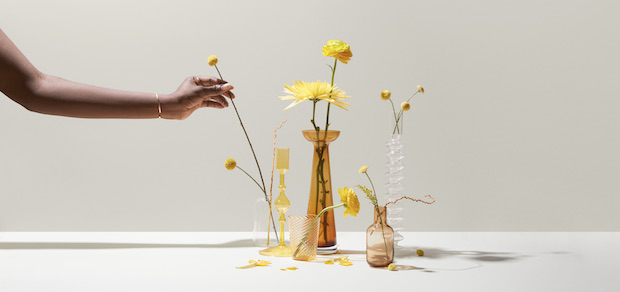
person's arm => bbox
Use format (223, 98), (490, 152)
(0, 29), (234, 119)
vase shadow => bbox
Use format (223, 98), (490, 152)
(0, 239), (255, 249)
(395, 245), (524, 263)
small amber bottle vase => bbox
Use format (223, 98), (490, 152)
(302, 130), (340, 254)
(366, 206), (394, 267)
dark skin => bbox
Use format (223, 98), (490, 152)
(0, 28), (235, 119)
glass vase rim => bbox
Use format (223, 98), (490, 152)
(302, 130), (340, 142)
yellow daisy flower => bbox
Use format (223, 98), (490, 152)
(359, 165), (368, 174)
(338, 187), (360, 217)
(279, 80), (350, 111)
(322, 40), (353, 64)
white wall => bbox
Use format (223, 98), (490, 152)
(1, 0), (618, 231)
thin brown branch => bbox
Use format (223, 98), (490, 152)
(269, 119), (287, 202)
(384, 195), (436, 207)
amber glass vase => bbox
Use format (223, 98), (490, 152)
(366, 206), (394, 267)
(302, 130), (340, 254)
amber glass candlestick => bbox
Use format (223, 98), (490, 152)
(260, 148), (292, 257)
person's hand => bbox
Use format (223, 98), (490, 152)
(159, 76), (235, 120)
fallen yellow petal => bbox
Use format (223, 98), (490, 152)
(287, 267), (298, 270)
(235, 263), (257, 269)
(256, 260), (271, 266)
(324, 259), (334, 265)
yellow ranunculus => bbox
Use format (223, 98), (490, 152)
(208, 55), (218, 66)
(380, 90), (391, 101)
(359, 165), (368, 174)
(401, 101), (411, 111)
(322, 40), (352, 64)
(417, 85), (424, 94)
(338, 187), (360, 217)
(225, 158), (237, 170)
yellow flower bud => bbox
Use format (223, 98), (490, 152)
(359, 165), (368, 174)
(322, 40), (352, 64)
(224, 158), (236, 170)
(380, 90), (391, 101)
(401, 101), (411, 111)
(416, 249), (424, 256)
(207, 55), (218, 66)
(388, 263), (396, 271)
(417, 85), (424, 94)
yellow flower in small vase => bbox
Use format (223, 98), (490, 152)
(322, 40), (353, 64)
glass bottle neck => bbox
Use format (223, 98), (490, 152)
(374, 206), (387, 224)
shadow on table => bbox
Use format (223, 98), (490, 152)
(0, 239), (255, 249)
(395, 245), (523, 262)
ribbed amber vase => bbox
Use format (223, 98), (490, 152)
(302, 130), (340, 254)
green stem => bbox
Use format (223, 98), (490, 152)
(365, 172), (377, 198)
(293, 203), (345, 258)
(390, 99), (400, 135)
(213, 64), (278, 242)
(235, 166), (265, 193)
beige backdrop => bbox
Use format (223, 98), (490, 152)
(1, 0), (618, 231)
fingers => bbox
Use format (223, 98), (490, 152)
(202, 95), (229, 109)
(199, 83), (235, 98)
(192, 76), (226, 86)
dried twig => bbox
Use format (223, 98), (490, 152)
(384, 195), (436, 207)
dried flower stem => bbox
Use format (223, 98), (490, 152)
(213, 64), (278, 242)
(384, 195), (436, 207)
(266, 119), (287, 245)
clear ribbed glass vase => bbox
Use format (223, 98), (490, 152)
(385, 134), (404, 247)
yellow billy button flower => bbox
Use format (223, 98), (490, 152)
(207, 55), (218, 66)
(417, 85), (424, 94)
(401, 102), (411, 111)
(338, 187), (360, 217)
(359, 165), (368, 174)
(322, 40), (353, 64)
(381, 90), (391, 101)
(225, 158), (237, 170)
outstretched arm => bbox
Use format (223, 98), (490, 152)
(0, 29), (234, 119)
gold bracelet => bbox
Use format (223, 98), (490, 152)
(156, 93), (162, 118)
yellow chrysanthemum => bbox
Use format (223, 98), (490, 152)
(380, 90), (391, 101)
(225, 158), (236, 170)
(207, 55), (218, 66)
(359, 165), (368, 174)
(417, 85), (424, 94)
(279, 80), (350, 111)
(322, 40), (353, 64)
(338, 187), (360, 217)
(401, 102), (411, 111)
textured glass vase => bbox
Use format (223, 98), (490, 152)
(252, 196), (278, 247)
(289, 214), (320, 261)
(366, 206), (394, 267)
(302, 130), (340, 254)
(385, 134), (404, 246)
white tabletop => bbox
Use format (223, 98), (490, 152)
(0, 232), (618, 292)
